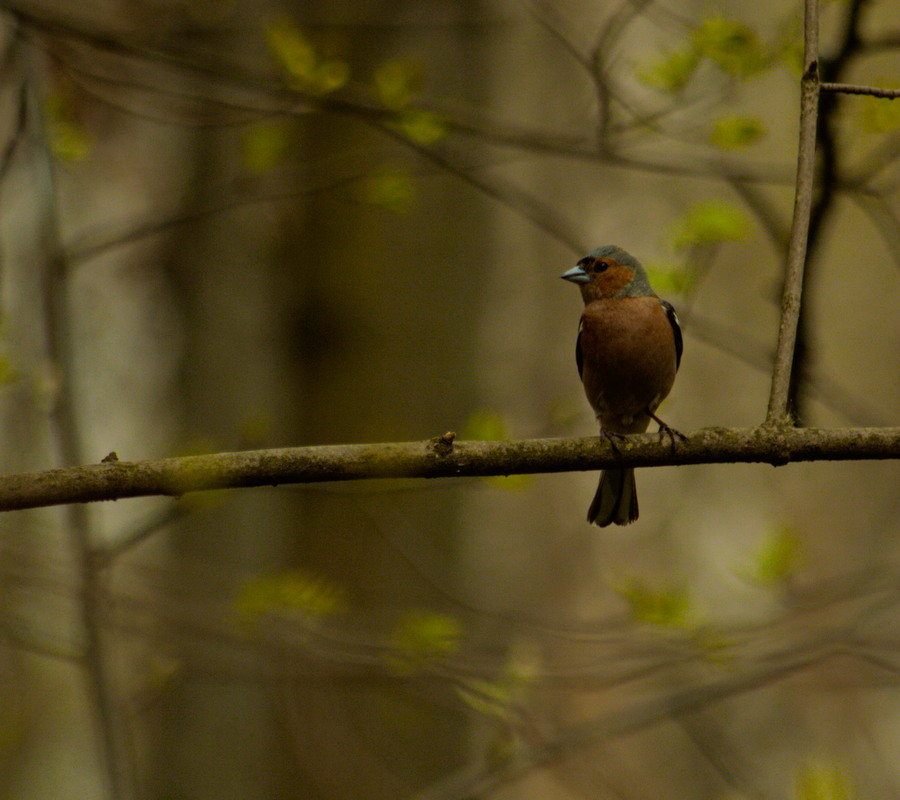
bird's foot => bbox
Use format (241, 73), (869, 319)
(601, 430), (629, 458)
(648, 411), (687, 453)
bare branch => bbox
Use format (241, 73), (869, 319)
(21, 37), (136, 798)
(0, 427), (897, 514)
(765, 0), (820, 425)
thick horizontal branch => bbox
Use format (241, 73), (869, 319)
(0, 426), (898, 512)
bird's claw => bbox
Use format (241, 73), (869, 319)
(647, 410), (686, 453)
(657, 423), (687, 453)
(601, 430), (629, 458)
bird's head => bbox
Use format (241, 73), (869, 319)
(561, 245), (653, 301)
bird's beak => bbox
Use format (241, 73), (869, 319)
(561, 265), (590, 284)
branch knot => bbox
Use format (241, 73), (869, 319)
(429, 431), (456, 456)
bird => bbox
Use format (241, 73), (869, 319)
(561, 245), (683, 526)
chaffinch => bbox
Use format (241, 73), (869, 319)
(562, 245), (683, 526)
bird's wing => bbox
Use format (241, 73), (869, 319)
(660, 299), (683, 371)
(575, 317), (584, 379)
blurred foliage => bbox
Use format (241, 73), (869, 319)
(671, 202), (749, 249)
(45, 91), (91, 162)
(854, 92), (900, 133)
(455, 638), (540, 723)
(500, 637), (541, 686)
(387, 609), (463, 674)
(638, 46), (701, 94)
(242, 121), (291, 173)
(776, 13), (805, 76)
(175, 487), (233, 512)
(614, 577), (693, 628)
(486, 472), (533, 490)
(462, 409), (532, 488)
(692, 17), (768, 78)
(373, 56), (447, 144)
(165, 437), (233, 509)
(710, 116), (767, 149)
(357, 164), (417, 212)
(547, 398), (584, 430)
(455, 677), (516, 722)
(265, 16), (350, 95)
(640, 15), (773, 94)
(646, 262), (696, 295)
(394, 109), (448, 145)
(233, 568), (347, 623)
(751, 526), (805, 586)
(463, 409), (509, 441)
(374, 58), (425, 110)
(795, 763), (856, 800)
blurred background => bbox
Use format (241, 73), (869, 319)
(0, 0), (897, 798)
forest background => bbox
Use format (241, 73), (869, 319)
(0, 0), (897, 798)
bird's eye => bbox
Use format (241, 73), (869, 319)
(596, 261), (609, 272)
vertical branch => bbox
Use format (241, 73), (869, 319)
(23, 44), (134, 800)
(787, 0), (870, 423)
(765, 0), (820, 426)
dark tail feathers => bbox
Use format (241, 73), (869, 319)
(587, 468), (638, 527)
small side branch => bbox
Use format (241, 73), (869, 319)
(820, 82), (900, 99)
(0, 427), (897, 513)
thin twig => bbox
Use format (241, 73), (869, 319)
(23, 40), (133, 800)
(765, 0), (820, 425)
(820, 82), (900, 99)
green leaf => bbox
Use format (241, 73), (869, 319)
(242, 121), (291, 173)
(671, 202), (749, 248)
(394, 109), (448, 145)
(388, 610), (463, 673)
(692, 17), (768, 78)
(645, 263), (696, 295)
(463, 409), (509, 441)
(710, 116), (766, 149)
(615, 578), (692, 628)
(45, 92), (91, 162)
(752, 527), (804, 585)
(310, 58), (350, 94)
(795, 763), (855, 800)
(233, 568), (347, 622)
(265, 16), (317, 81)
(358, 164), (416, 213)
(264, 16), (349, 95)
(374, 58), (425, 110)
(638, 46), (701, 94)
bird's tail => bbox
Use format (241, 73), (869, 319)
(587, 468), (638, 527)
